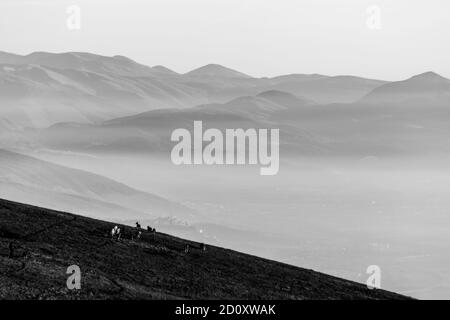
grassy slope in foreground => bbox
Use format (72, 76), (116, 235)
(0, 199), (410, 300)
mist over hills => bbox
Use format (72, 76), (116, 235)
(8, 68), (450, 158)
(361, 71), (450, 106)
(0, 51), (175, 77)
(0, 63), (203, 127)
(0, 51), (390, 128)
(200, 90), (315, 118)
(9, 90), (322, 156)
(2, 51), (450, 299)
(0, 149), (196, 222)
(270, 75), (387, 104)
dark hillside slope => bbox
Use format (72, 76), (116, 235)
(0, 199), (410, 300)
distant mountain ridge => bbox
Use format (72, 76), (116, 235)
(0, 51), (394, 128)
(2, 51), (450, 159)
(0, 51), (175, 76)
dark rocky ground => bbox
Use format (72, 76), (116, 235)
(0, 198), (411, 300)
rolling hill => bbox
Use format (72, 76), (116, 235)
(269, 75), (387, 104)
(0, 63), (205, 127)
(360, 71), (450, 106)
(198, 90), (314, 119)
(6, 68), (450, 159)
(14, 90), (322, 156)
(0, 149), (196, 221)
(0, 198), (410, 299)
(271, 72), (450, 157)
(185, 63), (252, 78)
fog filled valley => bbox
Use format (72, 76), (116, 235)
(1, 52), (450, 299)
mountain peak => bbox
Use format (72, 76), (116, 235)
(186, 64), (252, 78)
(152, 65), (179, 75)
(409, 71), (448, 82)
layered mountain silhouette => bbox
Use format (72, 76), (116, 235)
(0, 63), (202, 127)
(6, 66), (450, 158)
(0, 51), (390, 128)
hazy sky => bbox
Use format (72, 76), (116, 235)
(1, 0), (449, 80)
